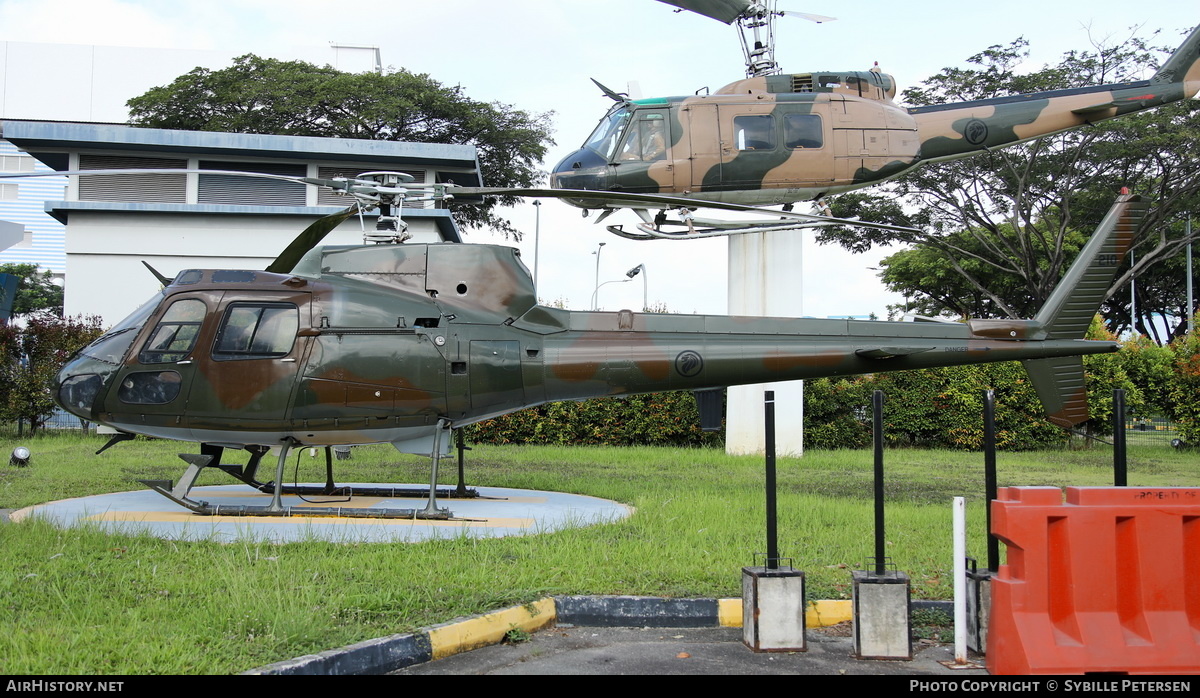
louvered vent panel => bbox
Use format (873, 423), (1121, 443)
(198, 161), (306, 206)
(78, 154), (186, 202)
(316, 166), (364, 207)
(792, 75), (814, 92)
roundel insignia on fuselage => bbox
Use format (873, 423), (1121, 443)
(675, 350), (704, 377)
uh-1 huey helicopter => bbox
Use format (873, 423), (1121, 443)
(543, 0), (1200, 239)
(11, 160), (1144, 521)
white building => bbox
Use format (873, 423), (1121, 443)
(2, 120), (479, 324)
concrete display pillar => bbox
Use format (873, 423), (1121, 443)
(726, 230), (804, 456)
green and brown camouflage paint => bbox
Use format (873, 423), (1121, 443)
(551, 26), (1200, 207)
(54, 195), (1146, 449)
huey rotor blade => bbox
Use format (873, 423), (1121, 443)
(266, 204), (359, 274)
(777, 10), (836, 23)
(654, 0), (750, 24)
(451, 186), (920, 235)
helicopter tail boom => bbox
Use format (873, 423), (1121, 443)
(540, 193), (1143, 427)
(910, 25), (1200, 166)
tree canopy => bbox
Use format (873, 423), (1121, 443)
(823, 29), (1200, 343)
(126, 54), (555, 238)
(0, 263), (63, 317)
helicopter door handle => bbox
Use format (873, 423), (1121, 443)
(176, 360), (193, 365)
(280, 358), (296, 363)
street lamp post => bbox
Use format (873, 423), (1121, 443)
(626, 264), (647, 311)
(590, 278), (632, 311)
(533, 201), (542, 290)
(592, 242), (606, 310)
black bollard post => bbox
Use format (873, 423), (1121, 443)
(765, 390), (778, 570)
(873, 389), (885, 575)
(1113, 389), (1127, 486)
(983, 389), (999, 571)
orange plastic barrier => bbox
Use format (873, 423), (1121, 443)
(988, 486), (1200, 675)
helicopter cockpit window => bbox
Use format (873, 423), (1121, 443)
(734, 115), (775, 151)
(138, 299), (206, 364)
(213, 304), (298, 360)
(584, 108), (631, 160)
(617, 116), (667, 162)
(784, 114), (823, 149)
(80, 296), (159, 365)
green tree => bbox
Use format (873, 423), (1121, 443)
(0, 263), (64, 317)
(0, 314), (103, 433)
(822, 31), (1200, 341)
(126, 54), (555, 239)
(1167, 313), (1200, 443)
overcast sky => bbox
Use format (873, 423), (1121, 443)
(0, 0), (1194, 317)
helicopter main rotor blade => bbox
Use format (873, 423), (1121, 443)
(777, 10), (836, 23)
(266, 204), (360, 274)
(451, 186), (921, 235)
(0, 168), (314, 184)
(655, 0), (750, 24)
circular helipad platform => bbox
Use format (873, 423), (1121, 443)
(10, 484), (632, 543)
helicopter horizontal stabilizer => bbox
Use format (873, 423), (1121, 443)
(1072, 95), (1170, 116)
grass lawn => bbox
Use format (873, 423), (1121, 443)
(0, 430), (1195, 673)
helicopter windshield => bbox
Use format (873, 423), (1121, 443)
(78, 293), (161, 365)
(582, 107), (631, 161)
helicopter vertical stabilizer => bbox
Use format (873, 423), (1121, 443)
(1022, 193), (1149, 427)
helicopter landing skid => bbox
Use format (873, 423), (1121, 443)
(221, 473), (485, 501)
(138, 481), (459, 520)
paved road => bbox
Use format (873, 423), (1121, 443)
(395, 624), (989, 675)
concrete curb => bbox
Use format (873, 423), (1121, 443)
(249, 596), (953, 675)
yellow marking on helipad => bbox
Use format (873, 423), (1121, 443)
(84, 511), (536, 528)
(207, 491), (546, 504)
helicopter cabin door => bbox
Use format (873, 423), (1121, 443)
(182, 291), (311, 437)
(608, 109), (675, 194)
(469, 340), (524, 416)
(712, 105), (834, 190)
(686, 103), (722, 190)
(104, 289), (309, 440)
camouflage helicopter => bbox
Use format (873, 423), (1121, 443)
(14, 163), (1144, 520)
(545, 0), (1200, 239)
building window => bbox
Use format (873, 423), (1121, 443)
(0, 155), (35, 172)
(0, 183), (17, 201)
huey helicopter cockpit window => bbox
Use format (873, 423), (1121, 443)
(212, 303), (299, 360)
(784, 114), (823, 149)
(616, 114), (668, 162)
(734, 115), (775, 151)
(583, 107), (632, 160)
(138, 299), (206, 364)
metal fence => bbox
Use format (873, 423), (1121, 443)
(1123, 417), (1181, 446)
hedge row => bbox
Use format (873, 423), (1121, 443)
(465, 316), (1200, 450)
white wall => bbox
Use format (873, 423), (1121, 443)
(63, 211), (446, 325)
